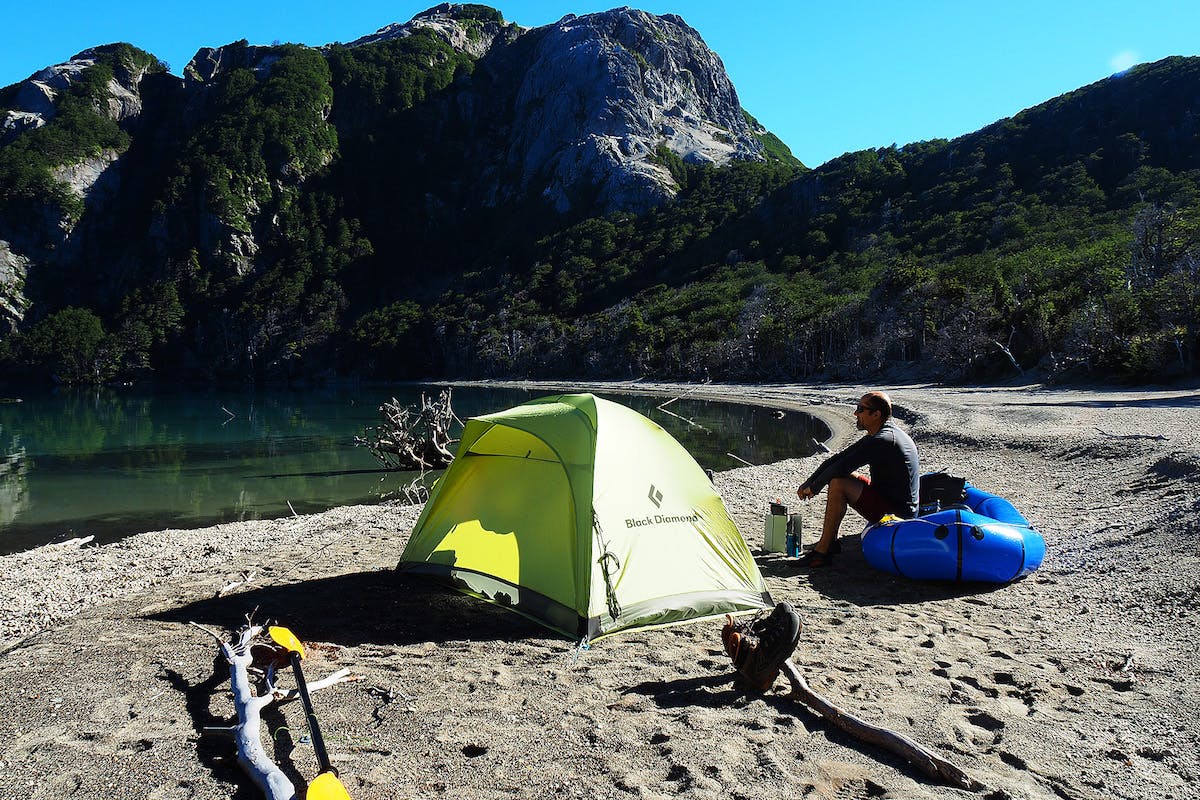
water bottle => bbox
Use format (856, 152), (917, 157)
(785, 510), (801, 557)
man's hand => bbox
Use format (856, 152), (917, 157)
(797, 485), (815, 501)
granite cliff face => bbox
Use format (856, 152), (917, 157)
(184, 45), (281, 87)
(2, 45), (152, 134)
(0, 242), (28, 333)
(339, 5), (767, 212)
(0, 44), (166, 332)
(1, 44), (157, 204)
(502, 9), (765, 212)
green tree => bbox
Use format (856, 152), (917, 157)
(25, 307), (114, 383)
(1125, 203), (1200, 372)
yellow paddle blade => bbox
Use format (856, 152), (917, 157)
(267, 625), (305, 658)
(308, 771), (351, 800)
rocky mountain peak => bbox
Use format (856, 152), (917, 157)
(502, 7), (766, 212)
(2, 44), (156, 138)
(184, 42), (280, 86)
(346, 3), (517, 59)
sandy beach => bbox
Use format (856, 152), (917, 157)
(1, 380), (1197, 800)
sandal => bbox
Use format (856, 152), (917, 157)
(796, 548), (835, 567)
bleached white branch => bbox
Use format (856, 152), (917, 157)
(271, 668), (358, 703)
(725, 452), (755, 467)
(217, 571), (258, 597)
(199, 624), (295, 800)
(48, 535), (94, 549)
(192, 624), (358, 799)
(655, 403), (708, 431)
(189, 621), (227, 646)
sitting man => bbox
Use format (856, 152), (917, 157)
(796, 391), (920, 567)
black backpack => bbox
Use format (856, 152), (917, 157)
(919, 471), (967, 513)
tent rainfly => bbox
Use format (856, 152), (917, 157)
(398, 393), (772, 641)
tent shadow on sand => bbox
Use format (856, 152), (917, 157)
(150, 571), (549, 647)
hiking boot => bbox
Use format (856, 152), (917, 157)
(796, 548), (834, 567)
(737, 602), (802, 692)
(748, 600), (792, 637)
(796, 538), (841, 567)
(723, 609), (778, 672)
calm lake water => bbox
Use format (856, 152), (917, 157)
(0, 385), (826, 554)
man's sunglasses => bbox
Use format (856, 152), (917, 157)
(854, 405), (878, 414)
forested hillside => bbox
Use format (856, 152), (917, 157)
(440, 56), (1200, 383)
(401, 57), (1200, 383)
(0, 5), (1197, 385)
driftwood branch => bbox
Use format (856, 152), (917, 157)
(655, 402), (709, 431)
(990, 327), (1025, 376)
(192, 622), (358, 800)
(722, 612), (978, 789)
(218, 571), (258, 597)
(194, 622), (295, 800)
(355, 389), (459, 471)
(48, 535), (94, 550)
(655, 381), (709, 409)
(780, 660), (978, 790)
(274, 668), (355, 703)
(725, 452), (755, 467)
(1095, 427), (1167, 441)
(655, 384), (711, 431)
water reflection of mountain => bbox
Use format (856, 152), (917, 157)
(0, 386), (826, 554)
(0, 387), (369, 462)
(0, 436), (29, 527)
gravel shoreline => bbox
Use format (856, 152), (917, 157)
(1, 380), (1197, 800)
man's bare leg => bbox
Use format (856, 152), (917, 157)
(815, 477), (864, 553)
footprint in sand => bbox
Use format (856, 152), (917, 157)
(966, 709), (1006, 732)
(955, 674), (1001, 698)
(945, 707), (1007, 747)
(30, 770), (84, 799)
(490, 664), (514, 688)
(833, 777), (889, 798)
(664, 763), (693, 787)
(6, 724), (69, 762)
(145, 780), (199, 799)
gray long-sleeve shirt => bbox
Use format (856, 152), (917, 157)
(802, 419), (920, 517)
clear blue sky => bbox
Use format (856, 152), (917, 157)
(4, 1), (1199, 167)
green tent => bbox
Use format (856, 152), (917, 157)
(398, 393), (772, 641)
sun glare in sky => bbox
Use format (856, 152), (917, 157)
(1110, 50), (1139, 72)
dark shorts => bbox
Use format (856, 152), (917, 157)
(848, 476), (904, 524)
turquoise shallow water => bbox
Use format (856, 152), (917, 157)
(0, 385), (825, 554)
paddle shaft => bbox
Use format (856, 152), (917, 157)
(288, 651), (335, 775)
